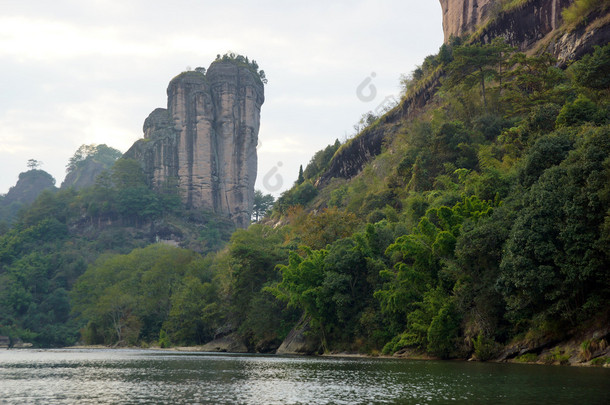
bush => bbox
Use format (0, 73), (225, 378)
(515, 353), (538, 363)
(590, 356), (610, 366)
(426, 302), (460, 359)
(556, 95), (604, 127)
(472, 333), (500, 361)
(544, 347), (570, 365)
(158, 329), (171, 348)
(571, 44), (610, 89)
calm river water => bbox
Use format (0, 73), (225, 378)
(0, 349), (609, 404)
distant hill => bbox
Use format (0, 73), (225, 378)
(61, 144), (122, 190)
(0, 169), (56, 224)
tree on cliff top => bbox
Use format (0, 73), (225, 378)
(66, 144), (122, 173)
(214, 52), (268, 84)
(27, 159), (42, 170)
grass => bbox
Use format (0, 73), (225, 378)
(544, 348), (571, 365)
(501, 0), (530, 12)
(562, 0), (606, 27)
(590, 356), (610, 366)
(515, 353), (538, 363)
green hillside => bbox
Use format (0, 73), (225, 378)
(1, 41), (608, 363)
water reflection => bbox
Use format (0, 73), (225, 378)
(0, 349), (609, 404)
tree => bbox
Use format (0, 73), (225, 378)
(26, 159), (42, 170)
(446, 40), (510, 109)
(66, 144), (122, 173)
(297, 165), (305, 184)
(499, 126), (610, 324)
(252, 190), (274, 222)
(571, 44), (610, 90)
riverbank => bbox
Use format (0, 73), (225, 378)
(58, 342), (610, 368)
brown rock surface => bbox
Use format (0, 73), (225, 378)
(439, 0), (609, 64)
(439, 0), (496, 42)
(125, 60), (264, 228)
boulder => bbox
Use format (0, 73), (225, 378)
(200, 334), (248, 353)
(276, 317), (322, 355)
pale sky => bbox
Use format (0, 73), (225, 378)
(0, 0), (444, 196)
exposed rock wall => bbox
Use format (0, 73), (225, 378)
(439, 0), (609, 64)
(439, 0), (569, 46)
(125, 61), (264, 228)
(439, 0), (497, 42)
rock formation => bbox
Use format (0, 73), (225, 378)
(2, 170), (56, 206)
(439, 0), (609, 64)
(439, 0), (497, 42)
(125, 59), (265, 228)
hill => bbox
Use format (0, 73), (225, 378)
(1, 2), (609, 365)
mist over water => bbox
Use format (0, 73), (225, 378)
(1, 349), (609, 404)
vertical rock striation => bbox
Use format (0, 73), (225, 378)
(439, 0), (497, 42)
(125, 59), (264, 228)
(439, 0), (609, 64)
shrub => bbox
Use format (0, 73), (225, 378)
(515, 353), (538, 363)
(556, 95), (603, 127)
(590, 356), (610, 366)
(158, 329), (171, 348)
(544, 347), (570, 365)
(472, 333), (500, 361)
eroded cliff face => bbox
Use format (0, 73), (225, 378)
(125, 61), (264, 228)
(439, 0), (609, 64)
(439, 0), (497, 42)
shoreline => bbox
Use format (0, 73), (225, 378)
(54, 345), (610, 368)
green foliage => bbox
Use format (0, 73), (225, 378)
(213, 52), (267, 84)
(66, 144), (122, 173)
(515, 353), (538, 363)
(556, 95), (607, 127)
(297, 208), (359, 250)
(302, 140), (341, 181)
(472, 333), (500, 361)
(544, 347), (571, 365)
(570, 44), (610, 90)
(158, 329), (171, 348)
(590, 356), (610, 365)
(562, 0), (606, 27)
(71, 244), (201, 345)
(276, 181), (318, 212)
(499, 125), (610, 324)
(252, 190), (274, 222)
(3, 36), (610, 358)
(445, 39), (508, 109)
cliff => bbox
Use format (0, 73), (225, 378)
(440, 0), (610, 64)
(61, 144), (122, 190)
(61, 160), (107, 190)
(439, 0), (498, 42)
(2, 170), (56, 205)
(318, 1), (609, 187)
(125, 59), (264, 228)
(0, 169), (57, 224)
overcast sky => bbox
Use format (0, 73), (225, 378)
(1, 0), (444, 196)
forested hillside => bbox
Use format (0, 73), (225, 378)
(1, 39), (608, 363)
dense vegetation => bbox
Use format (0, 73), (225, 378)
(1, 41), (608, 361)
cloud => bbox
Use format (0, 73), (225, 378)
(0, 0), (444, 194)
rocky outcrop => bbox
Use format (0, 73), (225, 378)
(125, 59), (264, 228)
(318, 126), (386, 187)
(276, 317), (322, 355)
(61, 160), (107, 190)
(440, 0), (609, 65)
(2, 170), (56, 206)
(439, 0), (497, 42)
(199, 334), (248, 353)
(439, 0), (570, 46)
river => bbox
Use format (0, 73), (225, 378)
(0, 349), (608, 404)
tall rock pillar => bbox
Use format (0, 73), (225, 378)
(124, 58), (265, 228)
